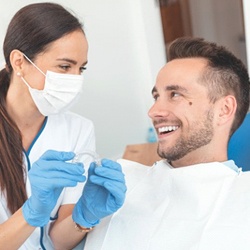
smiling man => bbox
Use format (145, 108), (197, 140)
(84, 37), (250, 250)
(150, 58), (216, 167)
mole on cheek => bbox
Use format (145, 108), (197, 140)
(189, 102), (192, 105)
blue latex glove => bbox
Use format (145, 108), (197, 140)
(72, 159), (127, 227)
(22, 150), (86, 227)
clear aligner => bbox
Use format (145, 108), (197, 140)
(72, 150), (101, 166)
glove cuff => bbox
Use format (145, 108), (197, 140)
(22, 200), (50, 227)
(72, 202), (100, 228)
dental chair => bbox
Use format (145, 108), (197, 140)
(228, 113), (250, 171)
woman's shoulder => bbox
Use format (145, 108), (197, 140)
(47, 111), (94, 128)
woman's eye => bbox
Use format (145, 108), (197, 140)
(152, 94), (159, 101)
(80, 66), (87, 73)
(59, 65), (70, 71)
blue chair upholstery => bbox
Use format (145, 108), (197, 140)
(228, 113), (250, 171)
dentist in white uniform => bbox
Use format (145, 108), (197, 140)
(0, 3), (126, 250)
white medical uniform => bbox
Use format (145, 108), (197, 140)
(85, 159), (250, 250)
(0, 112), (96, 250)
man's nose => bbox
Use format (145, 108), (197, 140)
(148, 101), (170, 119)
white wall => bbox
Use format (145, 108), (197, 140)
(189, 0), (247, 66)
(0, 0), (166, 159)
(243, 0), (250, 73)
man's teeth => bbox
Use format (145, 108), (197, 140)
(158, 126), (179, 133)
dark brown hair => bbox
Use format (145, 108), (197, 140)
(0, 2), (84, 214)
(168, 37), (250, 136)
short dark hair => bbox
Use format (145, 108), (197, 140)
(168, 37), (250, 135)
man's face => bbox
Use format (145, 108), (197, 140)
(148, 58), (215, 166)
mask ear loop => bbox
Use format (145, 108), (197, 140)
(22, 53), (46, 76)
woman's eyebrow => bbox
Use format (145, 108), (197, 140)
(56, 58), (88, 66)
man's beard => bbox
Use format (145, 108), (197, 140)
(158, 109), (214, 162)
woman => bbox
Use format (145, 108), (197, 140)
(0, 3), (126, 249)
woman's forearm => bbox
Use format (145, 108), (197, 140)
(49, 204), (87, 250)
(0, 208), (35, 250)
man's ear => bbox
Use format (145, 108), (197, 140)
(9, 49), (26, 76)
(217, 95), (237, 126)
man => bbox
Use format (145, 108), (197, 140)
(84, 37), (250, 250)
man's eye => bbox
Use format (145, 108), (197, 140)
(171, 91), (180, 98)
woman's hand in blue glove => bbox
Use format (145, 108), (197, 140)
(72, 159), (127, 227)
(22, 150), (86, 227)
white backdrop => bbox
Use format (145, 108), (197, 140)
(243, 0), (250, 73)
(0, 0), (166, 159)
(189, 0), (247, 67)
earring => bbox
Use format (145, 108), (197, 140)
(17, 72), (21, 76)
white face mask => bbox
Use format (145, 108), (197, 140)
(20, 54), (84, 116)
